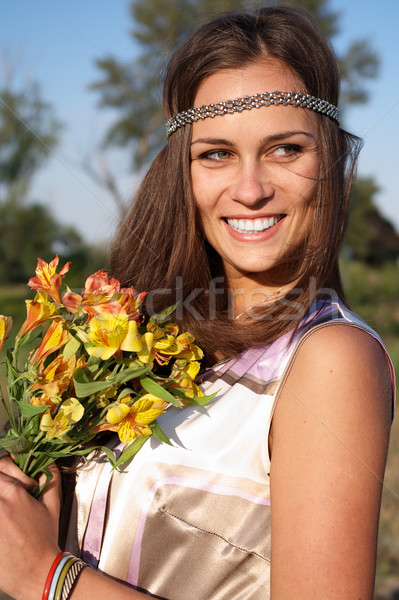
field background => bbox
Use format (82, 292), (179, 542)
(0, 260), (398, 599)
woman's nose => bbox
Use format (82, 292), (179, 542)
(229, 162), (274, 206)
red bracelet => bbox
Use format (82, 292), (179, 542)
(42, 552), (69, 600)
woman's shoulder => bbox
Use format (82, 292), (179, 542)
(299, 315), (387, 364)
(297, 321), (392, 388)
(296, 297), (394, 402)
(279, 312), (395, 432)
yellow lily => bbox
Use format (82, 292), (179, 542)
(136, 331), (155, 364)
(106, 402), (131, 424)
(104, 394), (167, 444)
(163, 322), (179, 337)
(28, 256), (70, 304)
(86, 313), (143, 360)
(40, 397), (84, 439)
(157, 331), (203, 362)
(171, 360), (204, 398)
(0, 315), (12, 352)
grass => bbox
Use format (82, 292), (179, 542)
(342, 261), (399, 597)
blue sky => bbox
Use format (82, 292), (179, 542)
(2, 0), (399, 243)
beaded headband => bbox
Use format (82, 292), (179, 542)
(166, 90), (339, 137)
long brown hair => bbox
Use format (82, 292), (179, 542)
(111, 6), (361, 361)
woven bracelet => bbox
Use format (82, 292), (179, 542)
(60, 557), (86, 600)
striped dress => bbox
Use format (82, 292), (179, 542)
(65, 298), (395, 599)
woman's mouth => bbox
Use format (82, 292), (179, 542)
(225, 215), (285, 234)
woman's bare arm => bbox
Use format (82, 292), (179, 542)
(270, 325), (392, 599)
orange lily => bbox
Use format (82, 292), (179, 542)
(30, 319), (70, 366)
(30, 393), (57, 413)
(18, 292), (56, 338)
(118, 288), (146, 322)
(0, 315), (12, 352)
(61, 289), (82, 314)
(28, 256), (70, 304)
(63, 270), (121, 319)
(30, 354), (76, 397)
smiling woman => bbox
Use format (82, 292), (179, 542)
(110, 8), (358, 357)
(0, 6), (395, 600)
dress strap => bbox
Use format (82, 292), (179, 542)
(81, 442), (123, 568)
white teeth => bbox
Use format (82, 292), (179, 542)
(227, 217), (280, 233)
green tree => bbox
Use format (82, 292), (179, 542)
(343, 178), (399, 265)
(91, 0), (379, 168)
(0, 72), (104, 285)
(0, 81), (60, 201)
(0, 199), (104, 286)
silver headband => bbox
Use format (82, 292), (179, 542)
(166, 90), (339, 137)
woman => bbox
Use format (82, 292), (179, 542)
(0, 7), (395, 600)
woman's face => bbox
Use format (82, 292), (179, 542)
(190, 59), (320, 293)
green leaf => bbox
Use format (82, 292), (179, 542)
(0, 434), (33, 455)
(185, 391), (217, 406)
(63, 335), (81, 359)
(112, 364), (152, 386)
(73, 366), (90, 384)
(6, 352), (19, 381)
(100, 446), (117, 468)
(34, 468), (53, 497)
(18, 329), (41, 348)
(22, 415), (40, 437)
(140, 377), (183, 407)
(117, 387), (134, 400)
(114, 435), (150, 469)
(86, 355), (102, 369)
(73, 368), (111, 398)
(17, 402), (48, 417)
(149, 304), (177, 324)
(150, 421), (172, 445)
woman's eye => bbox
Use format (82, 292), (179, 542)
(200, 150), (232, 161)
(272, 144), (302, 158)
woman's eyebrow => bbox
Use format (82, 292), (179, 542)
(191, 137), (234, 147)
(191, 131), (316, 146)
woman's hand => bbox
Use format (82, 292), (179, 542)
(0, 453), (39, 494)
(0, 461), (62, 600)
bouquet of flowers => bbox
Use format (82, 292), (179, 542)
(0, 257), (211, 490)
